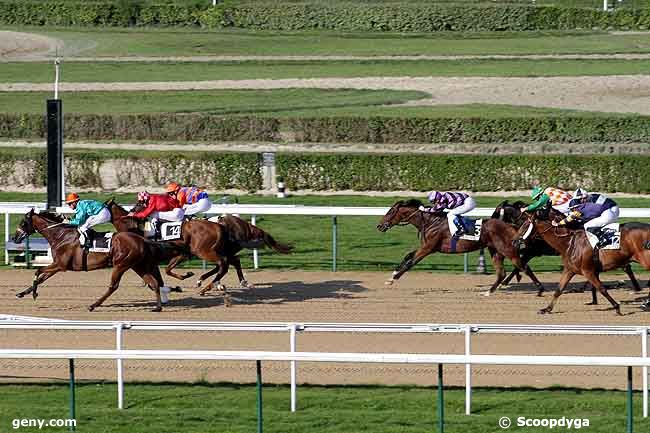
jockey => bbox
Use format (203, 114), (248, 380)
(552, 188), (619, 248)
(128, 191), (184, 228)
(521, 186), (573, 215)
(64, 193), (111, 246)
(166, 182), (212, 217)
(418, 190), (477, 237)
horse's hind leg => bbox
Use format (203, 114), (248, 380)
(623, 264), (642, 292)
(165, 254), (194, 280)
(583, 270), (621, 316)
(197, 266), (222, 294)
(88, 266), (126, 312)
(230, 255), (254, 289)
(484, 253), (505, 296)
(202, 258), (232, 306)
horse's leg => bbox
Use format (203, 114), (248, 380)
(16, 264), (60, 300)
(522, 264), (545, 297)
(386, 247), (431, 285)
(197, 266), (222, 294)
(203, 258), (232, 306)
(88, 266), (125, 312)
(539, 269), (576, 314)
(623, 264), (642, 292)
(484, 253), (505, 296)
(230, 255), (254, 289)
(501, 269), (520, 286)
(165, 254), (194, 280)
(583, 271), (621, 316)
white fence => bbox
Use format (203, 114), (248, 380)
(0, 315), (648, 419)
(4, 202), (650, 270)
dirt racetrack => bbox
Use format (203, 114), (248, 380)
(1, 268), (648, 390)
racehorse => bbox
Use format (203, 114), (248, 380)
(377, 199), (544, 294)
(12, 209), (187, 312)
(516, 208), (650, 315)
(105, 199), (291, 303)
(493, 200), (644, 296)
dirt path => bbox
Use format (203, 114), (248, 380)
(1, 269), (648, 388)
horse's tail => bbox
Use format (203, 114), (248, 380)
(263, 232), (293, 254)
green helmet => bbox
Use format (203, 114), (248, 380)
(531, 186), (544, 200)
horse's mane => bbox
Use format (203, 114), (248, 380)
(105, 198), (128, 214)
(399, 199), (424, 208)
(36, 211), (64, 222)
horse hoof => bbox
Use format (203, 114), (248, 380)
(615, 307), (623, 316)
(196, 280), (202, 288)
(186, 272), (195, 278)
(88, 305), (95, 312)
(641, 302), (650, 311)
(384, 279), (394, 286)
(224, 296), (232, 308)
(16, 293), (24, 299)
(217, 284), (227, 292)
(585, 301), (597, 306)
(241, 280), (255, 289)
(171, 286), (183, 293)
(481, 291), (491, 297)
(538, 308), (550, 315)
(32, 292), (38, 300)
(152, 307), (162, 312)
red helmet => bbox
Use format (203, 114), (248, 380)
(65, 193), (80, 204)
(137, 191), (150, 203)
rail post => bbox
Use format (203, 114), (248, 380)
(25, 235), (31, 269)
(69, 359), (76, 431)
(476, 249), (486, 274)
(252, 215), (259, 269)
(116, 323), (124, 410)
(643, 327), (648, 418)
(332, 216), (337, 272)
(438, 363), (445, 433)
(4, 212), (9, 265)
(290, 324), (297, 412)
(257, 360), (263, 433)
(465, 325), (472, 415)
(628, 366), (633, 433)
(463, 253), (468, 273)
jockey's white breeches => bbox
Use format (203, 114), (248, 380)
(552, 201), (571, 215)
(183, 198), (212, 216)
(446, 197), (476, 226)
(152, 208), (185, 222)
(584, 206), (619, 229)
(79, 208), (111, 232)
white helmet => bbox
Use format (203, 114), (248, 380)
(573, 188), (588, 200)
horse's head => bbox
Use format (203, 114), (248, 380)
(512, 211), (538, 250)
(12, 209), (37, 243)
(377, 199), (424, 232)
(492, 200), (528, 225)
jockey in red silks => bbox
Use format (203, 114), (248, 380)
(419, 191), (477, 237)
(128, 191), (184, 225)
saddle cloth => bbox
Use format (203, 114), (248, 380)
(143, 221), (183, 241)
(88, 232), (113, 253)
(585, 223), (620, 250)
(449, 217), (482, 241)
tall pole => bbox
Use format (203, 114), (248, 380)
(47, 58), (64, 210)
(256, 361), (263, 433)
(69, 359), (76, 431)
(438, 364), (444, 433)
(628, 366), (634, 433)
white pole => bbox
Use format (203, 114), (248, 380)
(116, 324), (124, 410)
(251, 215), (259, 269)
(603, 0), (608, 11)
(643, 327), (648, 418)
(465, 325), (472, 415)
(54, 58), (60, 100)
(4, 213), (9, 265)
(290, 324), (297, 412)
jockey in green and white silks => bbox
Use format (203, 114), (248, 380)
(522, 186), (573, 215)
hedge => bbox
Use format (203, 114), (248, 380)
(0, 148), (263, 191)
(276, 153), (650, 193)
(3, 113), (650, 143)
(2, 1), (650, 31)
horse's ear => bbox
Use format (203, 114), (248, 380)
(28, 208), (35, 216)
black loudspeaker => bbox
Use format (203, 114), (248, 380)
(46, 99), (63, 210)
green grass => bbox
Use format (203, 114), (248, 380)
(4, 58), (650, 83)
(0, 89), (430, 115)
(0, 383), (646, 433)
(8, 27), (650, 57)
(2, 191), (650, 275)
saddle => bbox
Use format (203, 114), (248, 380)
(585, 223), (620, 251)
(79, 229), (112, 252)
(449, 216), (482, 240)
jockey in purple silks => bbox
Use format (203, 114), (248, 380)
(419, 191), (477, 237)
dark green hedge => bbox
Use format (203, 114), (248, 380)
(276, 153), (650, 193)
(2, 1), (650, 30)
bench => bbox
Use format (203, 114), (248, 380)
(6, 238), (52, 267)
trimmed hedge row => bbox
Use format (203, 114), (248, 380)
(0, 148), (263, 191)
(2, 1), (650, 30)
(3, 113), (650, 143)
(276, 153), (650, 193)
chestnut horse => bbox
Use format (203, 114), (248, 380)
(516, 209), (650, 315)
(12, 209), (188, 311)
(493, 200), (644, 294)
(377, 199), (544, 294)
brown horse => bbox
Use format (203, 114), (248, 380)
(12, 209), (187, 312)
(377, 199), (544, 294)
(516, 209), (650, 315)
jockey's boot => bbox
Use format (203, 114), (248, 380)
(77, 228), (90, 248)
(453, 216), (467, 237)
(587, 227), (605, 248)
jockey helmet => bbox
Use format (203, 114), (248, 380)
(65, 193), (80, 204)
(573, 188), (588, 200)
(531, 186), (544, 200)
(427, 191), (441, 203)
(166, 182), (180, 193)
(137, 191), (150, 203)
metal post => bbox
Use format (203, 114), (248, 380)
(116, 324), (124, 410)
(252, 215), (259, 269)
(465, 326), (472, 415)
(256, 360), (263, 433)
(463, 253), (468, 273)
(25, 235), (30, 269)
(69, 359), (76, 431)
(476, 249), (486, 274)
(603, 0), (608, 11)
(643, 328), (648, 418)
(628, 366), (633, 433)
(4, 212), (9, 265)
(332, 216), (337, 272)
(438, 363), (444, 433)
(290, 324), (297, 412)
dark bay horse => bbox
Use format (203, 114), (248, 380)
(377, 199), (544, 294)
(516, 210), (650, 315)
(493, 200), (644, 294)
(12, 210), (187, 311)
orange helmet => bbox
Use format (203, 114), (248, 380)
(166, 182), (180, 193)
(65, 193), (80, 204)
